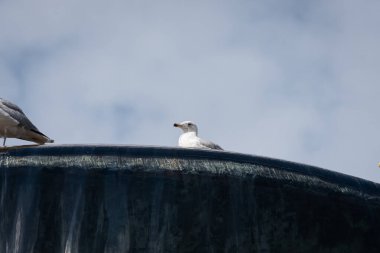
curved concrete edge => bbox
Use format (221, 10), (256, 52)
(1, 144), (380, 200)
(1, 144), (380, 252)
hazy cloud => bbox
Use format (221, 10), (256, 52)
(1, 0), (380, 182)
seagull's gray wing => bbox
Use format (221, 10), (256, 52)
(0, 98), (41, 133)
(199, 139), (223, 150)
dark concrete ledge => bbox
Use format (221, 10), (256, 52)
(1, 145), (380, 252)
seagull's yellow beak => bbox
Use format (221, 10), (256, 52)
(173, 123), (181, 128)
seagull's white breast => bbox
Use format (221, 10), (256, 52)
(178, 132), (201, 148)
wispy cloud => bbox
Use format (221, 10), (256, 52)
(1, 0), (380, 182)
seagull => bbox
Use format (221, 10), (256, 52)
(173, 121), (223, 150)
(0, 98), (54, 146)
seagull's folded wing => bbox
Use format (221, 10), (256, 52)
(199, 139), (223, 150)
(0, 99), (40, 131)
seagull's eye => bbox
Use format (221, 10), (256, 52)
(188, 123), (192, 126)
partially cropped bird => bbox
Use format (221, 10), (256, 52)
(173, 121), (223, 150)
(0, 98), (54, 146)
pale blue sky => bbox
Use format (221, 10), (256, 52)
(1, 0), (380, 182)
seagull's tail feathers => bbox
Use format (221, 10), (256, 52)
(214, 145), (223, 151)
(21, 129), (54, 145)
(46, 139), (54, 143)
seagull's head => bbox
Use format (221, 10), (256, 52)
(174, 121), (198, 134)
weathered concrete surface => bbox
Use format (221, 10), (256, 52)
(1, 145), (380, 253)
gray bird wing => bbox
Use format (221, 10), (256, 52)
(199, 138), (223, 150)
(0, 98), (42, 133)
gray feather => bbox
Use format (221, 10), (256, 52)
(0, 98), (40, 131)
(199, 139), (223, 150)
(0, 98), (49, 139)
